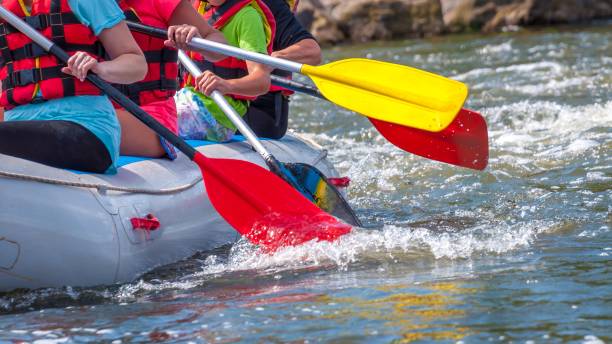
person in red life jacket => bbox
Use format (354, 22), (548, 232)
(114, 0), (227, 159)
(0, 0), (147, 173)
(242, 0), (322, 139)
(174, 0), (272, 142)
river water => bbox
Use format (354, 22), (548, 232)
(1, 23), (610, 343)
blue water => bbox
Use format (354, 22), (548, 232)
(0, 23), (610, 343)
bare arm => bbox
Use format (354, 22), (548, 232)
(195, 60), (271, 97)
(271, 38), (322, 65)
(167, 0), (227, 62)
(62, 21), (147, 84)
(226, 60), (271, 96)
(95, 22), (147, 83)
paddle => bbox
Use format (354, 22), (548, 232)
(0, 6), (352, 251)
(179, 50), (362, 227)
(126, 21), (468, 132)
(270, 76), (489, 170)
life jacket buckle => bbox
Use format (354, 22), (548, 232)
(11, 69), (35, 87)
(49, 13), (64, 26)
(23, 43), (46, 59)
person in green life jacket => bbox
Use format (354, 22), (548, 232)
(175, 0), (272, 142)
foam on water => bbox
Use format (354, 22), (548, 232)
(179, 206), (569, 283)
(453, 61), (566, 82)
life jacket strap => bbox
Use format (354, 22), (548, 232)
(4, 42), (104, 63)
(143, 49), (178, 64)
(112, 79), (179, 104)
(2, 65), (65, 89)
(0, 12), (81, 34)
(197, 59), (248, 80)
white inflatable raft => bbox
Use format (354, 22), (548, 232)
(0, 134), (339, 292)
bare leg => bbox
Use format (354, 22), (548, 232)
(116, 108), (166, 158)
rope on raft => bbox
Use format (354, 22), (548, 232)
(0, 170), (202, 195)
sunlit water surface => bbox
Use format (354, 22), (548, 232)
(1, 24), (610, 343)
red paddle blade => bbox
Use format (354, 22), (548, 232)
(370, 109), (489, 170)
(193, 153), (352, 251)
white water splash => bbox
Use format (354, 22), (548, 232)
(194, 218), (562, 277)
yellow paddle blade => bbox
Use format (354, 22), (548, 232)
(301, 59), (468, 132)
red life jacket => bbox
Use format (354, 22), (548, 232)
(114, 1), (179, 106)
(0, 0), (104, 109)
(187, 0), (276, 101)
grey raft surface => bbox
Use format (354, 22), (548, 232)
(0, 134), (339, 291)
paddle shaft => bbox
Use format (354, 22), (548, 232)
(179, 51), (272, 157)
(0, 7), (199, 161)
(127, 21), (469, 132)
(128, 22), (425, 105)
(271, 75), (323, 99)
(128, 21), (302, 73)
(179, 51), (314, 194)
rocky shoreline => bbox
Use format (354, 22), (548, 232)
(296, 0), (612, 45)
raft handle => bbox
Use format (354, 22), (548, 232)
(131, 214), (161, 231)
(328, 177), (351, 188)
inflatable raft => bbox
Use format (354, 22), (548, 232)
(0, 134), (340, 292)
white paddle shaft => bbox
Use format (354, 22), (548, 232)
(178, 51), (273, 161)
(185, 36), (303, 73)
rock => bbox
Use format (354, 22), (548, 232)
(295, 0), (612, 44)
(295, 0), (345, 44)
(297, 0), (444, 44)
(528, 0), (612, 24)
(440, 0), (612, 33)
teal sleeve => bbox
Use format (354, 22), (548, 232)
(68, 0), (126, 36)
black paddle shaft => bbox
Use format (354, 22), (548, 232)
(270, 75), (324, 100)
(127, 21), (167, 39)
(47, 46), (198, 160)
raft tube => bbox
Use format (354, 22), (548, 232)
(0, 134), (339, 292)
